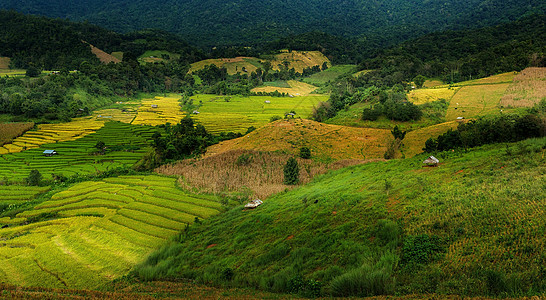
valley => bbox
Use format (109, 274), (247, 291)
(0, 8), (545, 299)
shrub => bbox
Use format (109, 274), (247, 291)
(270, 115), (282, 122)
(283, 157), (299, 185)
(401, 234), (444, 267)
(299, 147), (311, 159)
(235, 153), (253, 166)
(26, 169), (42, 186)
(330, 252), (398, 297)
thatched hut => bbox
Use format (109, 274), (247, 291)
(423, 156), (439, 167)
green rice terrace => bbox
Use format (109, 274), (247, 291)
(0, 175), (223, 289)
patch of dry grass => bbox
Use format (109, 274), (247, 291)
(270, 50), (330, 73)
(0, 122), (34, 146)
(206, 119), (391, 160)
(404, 121), (460, 156)
(190, 57), (261, 75)
(157, 149), (376, 199)
(87, 43), (121, 64)
(500, 67), (546, 108)
(423, 79), (444, 88)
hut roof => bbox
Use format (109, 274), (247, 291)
(423, 156), (439, 164)
(43, 150), (56, 154)
(244, 199), (263, 209)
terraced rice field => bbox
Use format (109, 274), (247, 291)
(0, 175), (222, 289)
(190, 57), (262, 75)
(0, 185), (50, 208)
(0, 117), (104, 155)
(188, 94), (327, 133)
(251, 80), (318, 96)
(131, 96), (185, 126)
(0, 121), (156, 181)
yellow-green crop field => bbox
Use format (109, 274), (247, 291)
(131, 96), (185, 126)
(0, 175), (222, 289)
(190, 57), (262, 75)
(0, 117), (104, 155)
(269, 50), (330, 73)
(446, 83), (511, 121)
(251, 80), (318, 96)
(408, 87), (458, 105)
(188, 94), (328, 133)
(0, 186), (50, 207)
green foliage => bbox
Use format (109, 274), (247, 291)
(283, 157), (299, 185)
(413, 75), (426, 88)
(25, 66), (41, 77)
(401, 234), (444, 267)
(26, 169), (42, 186)
(235, 153), (253, 166)
(288, 275), (322, 298)
(299, 147), (311, 159)
(330, 252), (398, 297)
(425, 113), (545, 152)
(391, 125), (406, 141)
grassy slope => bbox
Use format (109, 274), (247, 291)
(137, 137), (546, 297)
(251, 80), (318, 96)
(302, 65), (357, 86)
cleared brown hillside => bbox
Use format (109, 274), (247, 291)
(157, 149), (375, 199)
(86, 42), (121, 64)
(500, 67), (546, 108)
(206, 119), (391, 160)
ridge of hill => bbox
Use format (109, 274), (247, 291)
(136, 137), (546, 297)
(205, 119), (391, 161)
(1, 0), (544, 47)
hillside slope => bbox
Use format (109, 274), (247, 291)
(1, 0), (544, 46)
(136, 137), (546, 297)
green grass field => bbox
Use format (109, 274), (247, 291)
(0, 121), (157, 181)
(303, 65), (358, 86)
(135, 137), (546, 297)
(0, 175), (224, 289)
(188, 94), (328, 133)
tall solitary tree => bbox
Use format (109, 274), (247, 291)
(283, 157), (299, 185)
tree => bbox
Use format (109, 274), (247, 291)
(26, 169), (42, 186)
(26, 66), (41, 78)
(95, 141), (106, 154)
(283, 157), (299, 185)
(391, 125), (407, 141)
(299, 147), (311, 159)
(413, 75), (426, 88)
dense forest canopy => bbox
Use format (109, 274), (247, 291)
(0, 0), (544, 47)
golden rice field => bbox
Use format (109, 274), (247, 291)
(206, 118), (391, 160)
(404, 121), (460, 156)
(500, 67), (546, 108)
(269, 50), (330, 73)
(0, 175), (223, 289)
(131, 96), (185, 126)
(251, 80), (318, 96)
(0, 117), (104, 155)
(93, 107), (137, 124)
(190, 51), (330, 75)
(190, 57), (262, 75)
(188, 94), (327, 133)
(445, 83), (510, 121)
(407, 87), (459, 105)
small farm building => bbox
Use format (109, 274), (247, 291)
(423, 156), (439, 167)
(43, 150), (58, 157)
(245, 199), (263, 209)
(151, 104), (158, 108)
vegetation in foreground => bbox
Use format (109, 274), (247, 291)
(135, 137), (546, 298)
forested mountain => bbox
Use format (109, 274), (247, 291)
(1, 0), (544, 47)
(0, 11), (203, 69)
